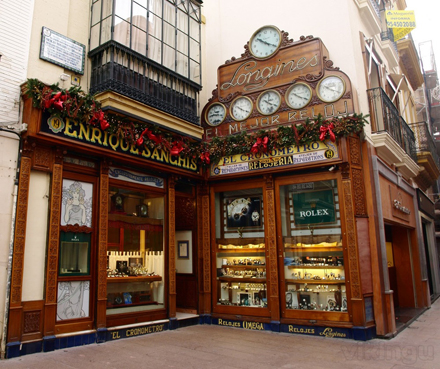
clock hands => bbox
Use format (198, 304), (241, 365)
(291, 92), (309, 101)
(256, 37), (278, 48)
(235, 105), (250, 114)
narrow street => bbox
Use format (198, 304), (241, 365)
(2, 300), (439, 369)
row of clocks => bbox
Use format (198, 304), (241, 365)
(205, 75), (346, 126)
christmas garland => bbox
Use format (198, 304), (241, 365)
(24, 79), (369, 168)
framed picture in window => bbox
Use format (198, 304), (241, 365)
(178, 241), (189, 259)
(225, 196), (262, 228)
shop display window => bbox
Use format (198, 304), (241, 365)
(280, 180), (347, 313)
(107, 186), (165, 315)
(59, 232), (91, 276)
(214, 187), (267, 309)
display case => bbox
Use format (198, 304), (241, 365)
(216, 238), (267, 307)
(106, 275), (162, 309)
(59, 232), (91, 276)
(213, 186), (268, 311)
(279, 179), (348, 314)
(284, 242), (346, 312)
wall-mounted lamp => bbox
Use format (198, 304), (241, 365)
(60, 73), (70, 81)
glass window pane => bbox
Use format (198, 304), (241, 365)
(114, 18), (130, 47)
(57, 281), (90, 321)
(149, 12), (162, 39)
(214, 188), (267, 308)
(133, 2), (147, 29)
(189, 2), (200, 21)
(163, 21), (175, 47)
(148, 36), (162, 64)
(190, 37), (199, 61)
(101, 16), (112, 44)
(135, 0), (148, 8)
(177, 9), (188, 32)
(133, 27), (147, 55)
(164, 1), (175, 25)
(150, 0), (162, 16)
(190, 18), (199, 40)
(90, 24), (100, 49)
(91, 0), (101, 25)
(280, 180), (347, 313)
(107, 187), (165, 315)
(163, 44), (175, 71)
(115, 0), (131, 21)
(177, 0), (187, 12)
(176, 52), (188, 78)
(177, 30), (188, 55)
(102, 0), (112, 18)
(190, 60), (200, 84)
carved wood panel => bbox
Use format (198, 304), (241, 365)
(10, 154), (32, 306)
(342, 179), (362, 299)
(33, 146), (51, 171)
(168, 177), (176, 296)
(23, 311), (41, 334)
(201, 190), (211, 293)
(98, 162), (109, 301)
(264, 175), (279, 298)
(176, 196), (196, 229)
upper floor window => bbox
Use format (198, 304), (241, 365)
(90, 0), (201, 84)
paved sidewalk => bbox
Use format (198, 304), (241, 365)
(2, 301), (439, 369)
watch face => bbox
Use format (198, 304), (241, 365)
(115, 196), (122, 205)
(250, 25), (281, 59)
(206, 103), (226, 126)
(286, 83), (312, 109)
(257, 90), (281, 115)
(317, 75), (346, 103)
(230, 96), (253, 121)
(140, 204), (148, 217)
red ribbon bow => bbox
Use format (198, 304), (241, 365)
(319, 122), (336, 142)
(200, 151), (210, 164)
(251, 136), (269, 154)
(90, 110), (109, 130)
(170, 141), (184, 156)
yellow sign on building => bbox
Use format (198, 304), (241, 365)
(385, 10), (416, 41)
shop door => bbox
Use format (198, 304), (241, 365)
(422, 222), (434, 296)
(175, 192), (198, 313)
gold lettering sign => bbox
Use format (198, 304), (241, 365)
(47, 117), (198, 172)
(218, 39), (327, 98)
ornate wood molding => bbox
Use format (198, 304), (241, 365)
(264, 175), (278, 298)
(43, 150), (63, 336)
(168, 176), (176, 296)
(342, 180), (362, 299)
(97, 161), (109, 327)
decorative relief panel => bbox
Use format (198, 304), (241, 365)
(34, 146), (51, 170)
(168, 177), (176, 295)
(23, 311), (41, 334)
(176, 196), (196, 229)
(342, 180), (361, 299)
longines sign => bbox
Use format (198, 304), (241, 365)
(218, 39), (325, 98)
(203, 31), (355, 140)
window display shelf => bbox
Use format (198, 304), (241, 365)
(287, 265), (344, 270)
(285, 279), (344, 285)
(218, 276), (266, 283)
(107, 275), (162, 283)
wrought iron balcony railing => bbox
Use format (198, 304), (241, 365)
(367, 87), (417, 161)
(409, 121), (440, 171)
(89, 41), (201, 126)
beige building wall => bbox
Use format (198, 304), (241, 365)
(22, 172), (50, 301)
(200, 0), (407, 141)
(27, 0), (91, 90)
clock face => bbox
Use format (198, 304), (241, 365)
(230, 96), (253, 121)
(257, 90), (281, 115)
(317, 75), (346, 103)
(205, 103), (226, 126)
(250, 25), (281, 59)
(286, 83), (312, 110)
(140, 204), (148, 217)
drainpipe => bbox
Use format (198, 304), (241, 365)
(0, 125), (26, 359)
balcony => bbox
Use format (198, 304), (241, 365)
(367, 87), (419, 179)
(409, 122), (440, 190)
(89, 41), (201, 126)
